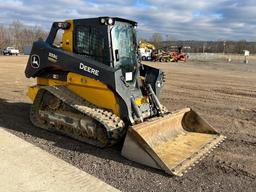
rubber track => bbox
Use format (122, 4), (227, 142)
(31, 85), (125, 147)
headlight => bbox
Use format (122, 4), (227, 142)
(57, 22), (70, 29)
(100, 18), (106, 24)
(99, 17), (115, 25)
(107, 18), (114, 25)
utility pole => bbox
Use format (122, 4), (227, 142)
(203, 42), (207, 53)
(223, 41), (226, 55)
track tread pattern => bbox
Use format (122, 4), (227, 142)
(30, 85), (125, 147)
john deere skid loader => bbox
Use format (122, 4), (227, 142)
(25, 17), (225, 176)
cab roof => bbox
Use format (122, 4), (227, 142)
(73, 17), (137, 26)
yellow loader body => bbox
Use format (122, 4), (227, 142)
(25, 17), (225, 176)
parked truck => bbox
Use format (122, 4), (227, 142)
(3, 47), (19, 55)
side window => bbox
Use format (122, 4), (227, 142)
(53, 29), (64, 48)
(90, 28), (106, 63)
(76, 26), (90, 55)
(75, 26), (109, 65)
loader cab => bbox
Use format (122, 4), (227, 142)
(53, 17), (138, 70)
(61, 17), (138, 81)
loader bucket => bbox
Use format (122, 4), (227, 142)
(121, 108), (225, 176)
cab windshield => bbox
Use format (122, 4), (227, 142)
(111, 21), (137, 72)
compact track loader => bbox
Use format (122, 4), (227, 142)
(25, 17), (225, 176)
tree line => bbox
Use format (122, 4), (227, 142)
(141, 33), (256, 54)
(0, 21), (47, 53)
(1, 21), (255, 54)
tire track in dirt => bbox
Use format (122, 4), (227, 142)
(213, 158), (256, 180)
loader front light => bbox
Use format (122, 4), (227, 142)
(99, 17), (115, 25)
(107, 18), (114, 25)
(57, 22), (70, 29)
(100, 18), (106, 24)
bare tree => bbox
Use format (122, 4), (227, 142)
(1, 20), (256, 54)
(151, 33), (163, 49)
(236, 40), (247, 53)
(0, 26), (8, 49)
(0, 20), (48, 53)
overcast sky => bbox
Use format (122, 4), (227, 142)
(0, 0), (255, 41)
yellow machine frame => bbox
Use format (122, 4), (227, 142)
(27, 73), (121, 116)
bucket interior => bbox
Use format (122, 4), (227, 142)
(122, 108), (225, 176)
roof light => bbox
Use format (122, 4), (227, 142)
(100, 18), (106, 24)
(99, 17), (115, 25)
(107, 18), (114, 25)
(57, 22), (70, 29)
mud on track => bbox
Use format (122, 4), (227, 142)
(0, 56), (255, 192)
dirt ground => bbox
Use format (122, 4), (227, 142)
(0, 55), (255, 192)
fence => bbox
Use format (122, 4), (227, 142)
(188, 53), (256, 63)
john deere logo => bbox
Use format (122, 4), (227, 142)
(79, 62), (99, 76)
(31, 55), (40, 68)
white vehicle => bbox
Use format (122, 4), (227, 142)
(138, 47), (152, 61)
(3, 47), (20, 55)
